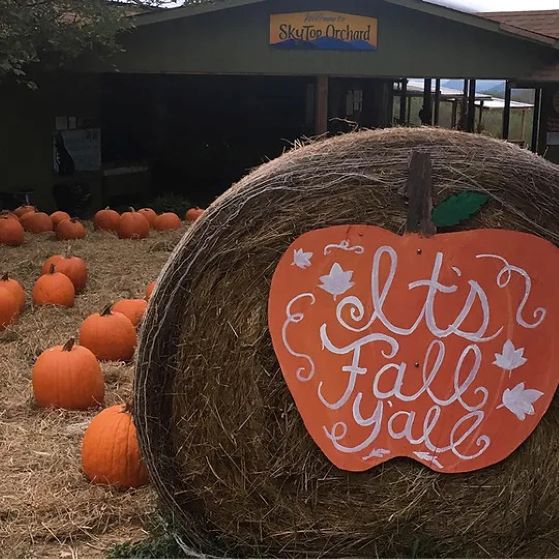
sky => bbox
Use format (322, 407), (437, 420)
(430, 0), (559, 11)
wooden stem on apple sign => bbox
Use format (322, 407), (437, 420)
(405, 151), (437, 237)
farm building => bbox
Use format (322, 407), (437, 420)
(1, 1), (559, 212)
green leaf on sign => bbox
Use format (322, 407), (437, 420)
(432, 191), (490, 228)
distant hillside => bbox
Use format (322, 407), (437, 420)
(442, 79), (534, 103)
(442, 79), (503, 92)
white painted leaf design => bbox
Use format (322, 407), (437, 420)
(413, 451), (444, 469)
(292, 248), (313, 269)
(362, 448), (391, 460)
(500, 382), (544, 421)
(493, 339), (527, 371)
(318, 263), (354, 299)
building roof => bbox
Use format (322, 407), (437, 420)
(131, 0), (559, 48)
(482, 10), (559, 41)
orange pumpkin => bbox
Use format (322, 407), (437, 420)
(145, 281), (156, 300)
(32, 266), (75, 307)
(14, 205), (35, 218)
(118, 209), (150, 240)
(0, 215), (24, 246)
(40, 255), (64, 275)
(185, 207), (204, 222)
(55, 218), (86, 241)
(93, 207), (120, 232)
(0, 273), (25, 312)
(0, 286), (18, 329)
(50, 211), (70, 226)
(154, 212), (181, 231)
(20, 211), (53, 233)
(0, 210), (19, 221)
(111, 299), (147, 327)
(138, 208), (157, 227)
(32, 338), (104, 410)
(50, 255), (88, 293)
(81, 403), (149, 488)
(79, 304), (137, 361)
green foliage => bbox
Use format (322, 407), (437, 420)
(432, 191), (489, 228)
(107, 516), (185, 559)
(0, 0), (176, 84)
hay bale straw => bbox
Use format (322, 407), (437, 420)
(135, 128), (559, 558)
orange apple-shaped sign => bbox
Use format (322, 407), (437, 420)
(268, 225), (559, 473)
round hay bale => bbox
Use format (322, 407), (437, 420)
(136, 128), (559, 558)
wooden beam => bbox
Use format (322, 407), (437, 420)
(422, 79), (433, 125)
(467, 79), (476, 133)
(314, 76), (329, 136)
(503, 80), (512, 140)
(531, 88), (542, 152)
(400, 78), (408, 125)
(434, 79), (441, 126)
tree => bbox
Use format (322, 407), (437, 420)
(0, 0), (181, 85)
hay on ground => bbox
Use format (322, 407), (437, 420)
(136, 127), (559, 558)
(0, 227), (183, 558)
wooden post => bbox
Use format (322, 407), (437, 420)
(461, 79), (469, 128)
(531, 88), (542, 152)
(503, 80), (512, 140)
(520, 109), (527, 146)
(400, 78), (408, 125)
(405, 151), (436, 236)
(422, 79), (433, 125)
(467, 79), (476, 133)
(477, 100), (485, 132)
(434, 79), (441, 126)
(451, 100), (458, 128)
(315, 76), (329, 136)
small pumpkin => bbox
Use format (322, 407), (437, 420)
(32, 265), (75, 307)
(0, 215), (24, 246)
(32, 338), (104, 410)
(138, 208), (157, 227)
(50, 211), (71, 226)
(79, 304), (137, 361)
(0, 273), (25, 312)
(185, 207), (204, 222)
(0, 210), (19, 221)
(20, 211), (53, 233)
(0, 286), (18, 329)
(93, 207), (120, 232)
(145, 281), (156, 300)
(41, 254), (64, 275)
(49, 254), (88, 293)
(14, 205), (36, 218)
(154, 212), (181, 231)
(111, 299), (147, 327)
(118, 208), (150, 240)
(81, 403), (149, 488)
(55, 218), (86, 241)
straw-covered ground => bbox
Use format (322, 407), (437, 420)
(0, 224), (183, 558)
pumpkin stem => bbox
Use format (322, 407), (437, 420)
(129, 206), (135, 213)
(123, 401), (133, 414)
(62, 337), (76, 352)
(64, 245), (72, 258)
(1, 272), (8, 281)
(101, 303), (113, 316)
(49, 263), (56, 274)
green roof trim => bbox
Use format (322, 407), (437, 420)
(131, 0), (559, 49)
